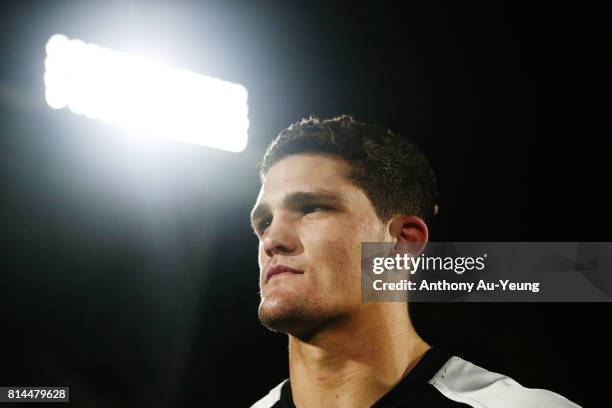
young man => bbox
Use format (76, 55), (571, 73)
(249, 115), (580, 407)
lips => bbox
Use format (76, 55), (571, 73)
(265, 264), (303, 283)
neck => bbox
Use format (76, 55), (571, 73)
(288, 304), (430, 408)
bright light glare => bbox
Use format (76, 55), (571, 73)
(44, 34), (249, 152)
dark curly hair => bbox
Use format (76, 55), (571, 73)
(258, 115), (439, 227)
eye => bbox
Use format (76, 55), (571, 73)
(257, 217), (272, 234)
(302, 204), (330, 214)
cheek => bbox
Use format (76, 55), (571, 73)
(257, 241), (267, 270)
(307, 225), (362, 276)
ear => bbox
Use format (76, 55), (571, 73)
(388, 215), (429, 256)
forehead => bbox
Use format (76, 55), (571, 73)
(257, 155), (355, 201)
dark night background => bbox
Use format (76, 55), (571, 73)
(0, 0), (609, 407)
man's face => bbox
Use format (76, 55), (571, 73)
(251, 154), (386, 338)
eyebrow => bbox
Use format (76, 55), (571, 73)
(250, 189), (347, 231)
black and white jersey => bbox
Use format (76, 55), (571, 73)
(251, 347), (580, 407)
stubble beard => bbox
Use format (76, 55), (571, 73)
(258, 294), (347, 341)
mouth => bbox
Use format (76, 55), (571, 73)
(265, 264), (303, 283)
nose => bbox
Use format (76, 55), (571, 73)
(262, 216), (300, 257)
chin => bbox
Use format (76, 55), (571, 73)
(258, 294), (354, 341)
(258, 295), (327, 339)
(259, 296), (304, 330)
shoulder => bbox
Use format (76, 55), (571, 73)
(428, 355), (582, 407)
(250, 379), (287, 408)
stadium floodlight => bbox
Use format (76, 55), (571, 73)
(44, 34), (249, 152)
